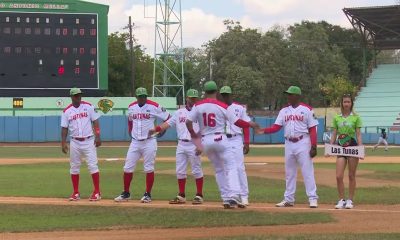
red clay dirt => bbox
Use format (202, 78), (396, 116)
(0, 197), (400, 240)
(0, 151), (399, 239)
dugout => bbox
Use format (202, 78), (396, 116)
(343, 5), (400, 86)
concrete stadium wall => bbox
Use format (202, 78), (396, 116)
(2, 116), (394, 144)
(0, 97), (177, 116)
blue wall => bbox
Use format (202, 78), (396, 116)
(0, 116), (395, 144)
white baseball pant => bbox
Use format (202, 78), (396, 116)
(202, 134), (240, 201)
(228, 135), (249, 199)
(124, 138), (157, 173)
(284, 135), (318, 203)
(69, 137), (99, 174)
(176, 141), (203, 179)
(376, 137), (388, 150)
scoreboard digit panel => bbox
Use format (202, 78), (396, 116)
(0, 12), (98, 89)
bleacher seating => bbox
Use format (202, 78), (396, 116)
(354, 64), (400, 132)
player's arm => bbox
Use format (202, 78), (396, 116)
(149, 121), (171, 138)
(259, 124), (282, 134)
(308, 110), (318, 158)
(227, 110), (259, 130)
(60, 112), (69, 154)
(241, 108), (251, 154)
(153, 106), (171, 138)
(92, 119), (101, 147)
(89, 106), (101, 147)
(61, 127), (69, 154)
(256, 109), (284, 135)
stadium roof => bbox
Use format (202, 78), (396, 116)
(343, 5), (400, 49)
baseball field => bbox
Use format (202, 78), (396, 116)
(0, 143), (400, 240)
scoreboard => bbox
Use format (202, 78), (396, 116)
(0, 1), (108, 97)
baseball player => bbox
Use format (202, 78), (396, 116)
(186, 81), (259, 209)
(373, 128), (388, 151)
(220, 86), (251, 206)
(114, 87), (170, 203)
(149, 89), (204, 205)
(256, 86), (319, 208)
(61, 88), (102, 201)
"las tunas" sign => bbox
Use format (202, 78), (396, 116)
(325, 144), (365, 158)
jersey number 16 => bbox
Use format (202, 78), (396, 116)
(202, 113), (216, 127)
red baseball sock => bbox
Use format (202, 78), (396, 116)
(178, 178), (186, 196)
(195, 177), (203, 196)
(71, 174), (79, 193)
(123, 172), (133, 192)
(146, 172), (155, 193)
(91, 172), (100, 193)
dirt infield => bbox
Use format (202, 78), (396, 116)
(0, 197), (400, 240)
(0, 154), (399, 239)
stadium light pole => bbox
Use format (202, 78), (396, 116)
(151, 0), (185, 105)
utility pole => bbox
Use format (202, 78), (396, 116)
(128, 16), (136, 96)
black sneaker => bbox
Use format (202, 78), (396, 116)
(141, 192), (152, 203)
(114, 191), (131, 202)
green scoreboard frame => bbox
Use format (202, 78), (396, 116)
(0, 0), (108, 96)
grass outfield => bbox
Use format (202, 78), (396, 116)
(1, 145), (399, 158)
(202, 233), (400, 240)
(0, 162), (399, 204)
(0, 204), (333, 232)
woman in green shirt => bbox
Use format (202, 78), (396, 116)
(330, 94), (362, 209)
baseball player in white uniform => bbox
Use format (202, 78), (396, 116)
(186, 81), (259, 209)
(149, 89), (204, 205)
(114, 87), (170, 203)
(256, 86), (319, 208)
(220, 86), (251, 206)
(61, 88), (102, 201)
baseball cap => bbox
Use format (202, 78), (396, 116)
(204, 81), (217, 92)
(186, 89), (199, 98)
(220, 86), (232, 94)
(70, 88), (82, 96)
(284, 86), (302, 95)
(135, 87), (148, 97)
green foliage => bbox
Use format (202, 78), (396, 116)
(320, 75), (357, 107)
(107, 20), (371, 108)
(107, 32), (153, 96)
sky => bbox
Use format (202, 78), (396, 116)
(87, 0), (398, 54)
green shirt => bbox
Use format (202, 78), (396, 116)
(332, 113), (362, 139)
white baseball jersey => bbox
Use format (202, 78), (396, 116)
(128, 100), (170, 140)
(275, 103), (318, 138)
(61, 101), (100, 138)
(226, 102), (251, 135)
(167, 107), (199, 140)
(188, 98), (239, 136)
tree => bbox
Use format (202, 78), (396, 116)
(107, 32), (154, 96)
(205, 20), (264, 108)
(257, 27), (295, 109)
(107, 32), (131, 96)
(320, 76), (357, 107)
(288, 21), (349, 106)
